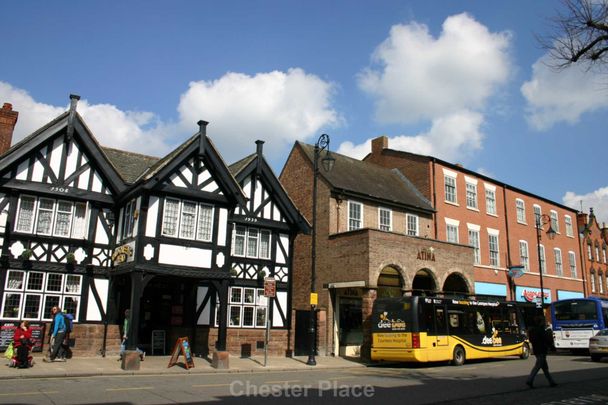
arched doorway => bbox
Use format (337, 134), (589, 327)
(443, 273), (469, 297)
(411, 269), (436, 296)
(377, 266), (403, 298)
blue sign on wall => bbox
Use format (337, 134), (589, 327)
(515, 286), (551, 304)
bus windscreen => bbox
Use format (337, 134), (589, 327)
(554, 300), (598, 321)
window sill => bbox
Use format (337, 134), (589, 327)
(466, 206), (479, 212)
(444, 201), (459, 207)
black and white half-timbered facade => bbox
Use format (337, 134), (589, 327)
(0, 96), (123, 354)
(0, 95), (309, 360)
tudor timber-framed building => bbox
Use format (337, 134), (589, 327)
(0, 96), (309, 358)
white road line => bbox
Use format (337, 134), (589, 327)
(0, 391), (59, 397)
(106, 386), (154, 392)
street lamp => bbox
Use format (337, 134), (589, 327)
(535, 213), (556, 315)
(307, 134), (335, 366)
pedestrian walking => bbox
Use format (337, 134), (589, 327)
(43, 306), (67, 362)
(526, 315), (557, 388)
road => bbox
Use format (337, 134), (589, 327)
(1, 354), (607, 404)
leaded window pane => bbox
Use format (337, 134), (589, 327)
(27, 272), (44, 291)
(179, 201), (197, 239)
(36, 198), (55, 235)
(71, 202), (88, 239)
(43, 295), (61, 320)
(46, 273), (63, 292)
(23, 294), (41, 319)
(233, 226), (246, 256)
(2, 293), (22, 318)
(16, 196), (35, 232)
(243, 306), (255, 327)
(65, 275), (81, 294)
(162, 199), (180, 237)
(247, 228), (259, 257)
(259, 230), (271, 259)
(6, 271), (25, 290)
(229, 306), (241, 327)
(54, 201), (73, 237)
(196, 204), (214, 241)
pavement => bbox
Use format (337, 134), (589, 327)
(1, 353), (365, 380)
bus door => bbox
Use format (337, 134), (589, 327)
(433, 305), (449, 349)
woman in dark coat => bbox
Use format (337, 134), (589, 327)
(13, 321), (33, 368)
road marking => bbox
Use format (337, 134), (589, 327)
(0, 391), (59, 397)
(264, 380), (301, 384)
(327, 376), (359, 381)
(106, 386), (154, 392)
(192, 383), (232, 388)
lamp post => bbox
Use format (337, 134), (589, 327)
(535, 213), (556, 315)
(307, 134), (335, 366)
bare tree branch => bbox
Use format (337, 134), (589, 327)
(539, 0), (608, 72)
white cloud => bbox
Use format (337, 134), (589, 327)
(358, 13), (511, 124)
(177, 69), (339, 164)
(521, 56), (608, 130)
(338, 110), (484, 161)
(341, 14), (510, 163)
(0, 81), (173, 156)
(563, 187), (608, 225)
(1, 68), (339, 163)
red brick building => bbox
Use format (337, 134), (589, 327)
(578, 208), (608, 298)
(365, 136), (584, 319)
(280, 142), (474, 360)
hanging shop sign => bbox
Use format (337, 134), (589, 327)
(112, 242), (135, 265)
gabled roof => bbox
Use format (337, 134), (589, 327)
(297, 142), (433, 213)
(132, 131), (247, 207)
(102, 147), (159, 184)
(0, 111), (127, 196)
(229, 151), (311, 234)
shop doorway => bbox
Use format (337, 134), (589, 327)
(337, 295), (363, 357)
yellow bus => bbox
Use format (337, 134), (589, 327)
(371, 296), (530, 366)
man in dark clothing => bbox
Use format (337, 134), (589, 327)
(526, 315), (557, 388)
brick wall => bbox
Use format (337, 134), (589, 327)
(0, 103), (18, 155)
(194, 327), (290, 357)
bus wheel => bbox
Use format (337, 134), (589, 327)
(520, 343), (530, 359)
(452, 346), (465, 366)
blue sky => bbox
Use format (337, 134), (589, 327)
(1, 1), (607, 221)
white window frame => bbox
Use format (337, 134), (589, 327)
(15, 195), (36, 233)
(444, 175), (457, 204)
(1, 271), (81, 321)
(533, 205), (542, 227)
(162, 198), (215, 242)
(595, 245), (601, 263)
(378, 207), (392, 232)
(554, 248), (563, 277)
(348, 201), (363, 231)
(161, 198), (180, 237)
(219, 287), (268, 329)
(564, 215), (573, 237)
(406, 214), (419, 237)
(468, 228), (480, 265)
(591, 271), (596, 293)
(519, 240), (529, 271)
(465, 178), (478, 209)
(446, 224), (459, 243)
(600, 272), (605, 294)
(568, 250), (578, 278)
(1, 292), (23, 320)
(484, 184), (497, 215)
(550, 210), (559, 233)
(516, 199), (526, 224)
(22, 293), (43, 320)
(603, 247), (607, 264)
(488, 231), (500, 267)
(539, 244), (546, 274)
(258, 230), (271, 260)
(588, 244), (593, 261)
(232, 226), (271, 259)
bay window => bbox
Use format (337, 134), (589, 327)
(15, 195), (88, 239)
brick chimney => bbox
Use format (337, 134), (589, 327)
(0, 103), (19, 155)
(371, 136), (388, 156)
